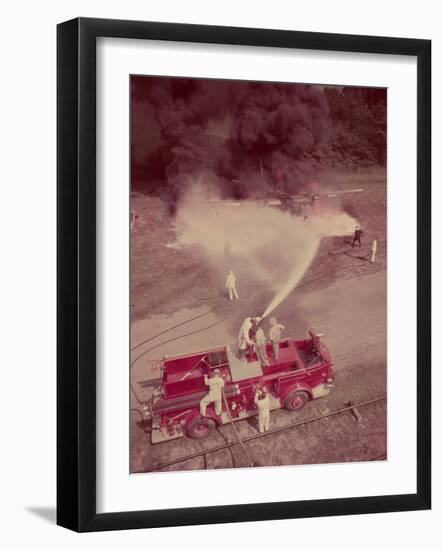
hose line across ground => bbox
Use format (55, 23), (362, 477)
(136, 396), (386, 473)
(130, 259), (373, 403)
(131, 261), (368, 366)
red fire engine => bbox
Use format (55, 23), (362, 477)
(146, 330), (334, 443)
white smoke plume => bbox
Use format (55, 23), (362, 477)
(174, 177), (357, 315)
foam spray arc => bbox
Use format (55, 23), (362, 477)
(261, 212), (358, 319)
(261, 237), (320, 319)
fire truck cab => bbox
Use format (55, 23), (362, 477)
(146, 330), (334, 443)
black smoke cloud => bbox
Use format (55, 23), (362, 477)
(231, 83), (329, 194)
(131, 77), (331, 203)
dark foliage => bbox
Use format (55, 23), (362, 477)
(323, 87), (386, 168)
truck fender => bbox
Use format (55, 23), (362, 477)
(279, 382), (313, 403)
(204, 410), (223, 426)
(186, 408), (222, 428)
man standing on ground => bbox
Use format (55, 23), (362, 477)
(254, 388), (271, 433)
(352, 225), (363, 247)
(371, 239), (377, 263)
(225, 270), (239, 300)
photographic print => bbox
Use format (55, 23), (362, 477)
(130, 75), (387, 474)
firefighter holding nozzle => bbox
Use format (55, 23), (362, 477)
(200, 368), (225, 416)
(238, 316), (261, 360)
(254, 387), (271, 433)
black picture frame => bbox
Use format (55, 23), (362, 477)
(57, 17), (431, 532)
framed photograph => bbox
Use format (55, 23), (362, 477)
(57, 17), (431, 532)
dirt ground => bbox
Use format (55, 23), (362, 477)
(130, 168), (387, 473)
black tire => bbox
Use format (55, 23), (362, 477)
(284, 390), (309, 411)
(186, 417), (216, 440)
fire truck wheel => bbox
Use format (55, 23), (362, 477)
(284, 390), (309, 411)
(187, 417), (216, 439)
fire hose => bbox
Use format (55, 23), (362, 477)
(131, 261), (368, 369)
(137, 396), (386, 473)
(131, 260), (372, 408)
(131, 302), (220, 353)
(222, 389), (255, 468)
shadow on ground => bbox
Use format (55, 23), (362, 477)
(26, 506), (56, 524)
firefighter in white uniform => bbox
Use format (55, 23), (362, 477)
(200, 368), (225, 416)
(268, 317), (285, 361)
(225, 270), (239, 300)
(255, 326), (270, 366)
(238, 316), (260, 360)
(254, 388), (271, 433)
(371, 239), (377, 263)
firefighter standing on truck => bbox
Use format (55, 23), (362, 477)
(238, 316), (261, 360)
(200, 368), (225, 416)
(269, 317), (285, 361)
(254, 388), (271, 433)
(255, 325), (270, 366)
